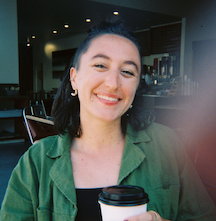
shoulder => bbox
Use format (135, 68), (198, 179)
(19, 133), (72, 170)
(140, 123), (187, 167)
(128, 122), (180, 143)
(146, 123), (184, 152)
(145, 122), (180, 142)
(127, 123), (184, 158)
(26, 135), (59, 159)
(145, 122), (175, 134)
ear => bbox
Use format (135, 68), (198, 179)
(70, 67), (78, 90)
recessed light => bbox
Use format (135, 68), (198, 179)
(53, 30), (58, 34)
(27, 43), (31, 47)
(86, 18), (91, 22)
(64, 24), (69, 28)
(113, 11), (119, 15)
(32, 35), (36, 39)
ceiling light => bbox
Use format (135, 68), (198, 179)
(64, 24), (69, 28)
(27, 43), (31, 47)
(32, 35), (36, 39)
(53, 30), (58, 34)
(86, 18), (91, 23)
(113, 11), (119, 15)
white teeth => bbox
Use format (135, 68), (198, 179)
(97, 94), (119, 102)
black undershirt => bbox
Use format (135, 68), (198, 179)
(75, 188), (102, 221)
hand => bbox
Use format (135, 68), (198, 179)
(123, 211), (171, 221)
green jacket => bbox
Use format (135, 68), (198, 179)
(0, 123), (216, 220)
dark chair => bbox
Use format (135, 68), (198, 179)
(23, 100), (57, 144)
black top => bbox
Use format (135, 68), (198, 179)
(75, 188), (102, 221)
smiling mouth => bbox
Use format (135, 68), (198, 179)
(97, 94), (120, 102)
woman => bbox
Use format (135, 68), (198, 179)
(0, 21), (216, 221)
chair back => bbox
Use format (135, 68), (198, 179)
(23, 100), (57, 144)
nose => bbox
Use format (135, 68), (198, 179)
(104, 68), (120, 91)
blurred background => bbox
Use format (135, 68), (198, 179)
(0, 0), (216, 206)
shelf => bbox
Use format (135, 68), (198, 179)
(155, 104), (189, 111)
(0, 109), (22, 118)
(0, 96), (29, 142)
(0, 131), (24, 141)
(0, 137), (25, 144)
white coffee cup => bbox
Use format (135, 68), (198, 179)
(98, 185), (149, 221)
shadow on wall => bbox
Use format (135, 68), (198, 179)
(179, 66), (216, 205)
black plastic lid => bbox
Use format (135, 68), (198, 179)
(98, 185), (149, 206)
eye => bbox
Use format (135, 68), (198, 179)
(121, 69), (135, 77)
(94, 63), (107, 69)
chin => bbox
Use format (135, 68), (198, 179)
(96, 113), (121, 122)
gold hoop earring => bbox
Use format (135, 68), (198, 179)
(71, 89), (78, 96)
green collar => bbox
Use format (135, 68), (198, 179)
(46, 133), (72, 159)
(126, 124), (151, 144)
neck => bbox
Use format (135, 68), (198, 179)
(73, 117), (125, 153)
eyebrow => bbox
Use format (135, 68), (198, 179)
(124, 60), (139, 72)
(91, 54), (110, 60)
(92, 54), (139, 72)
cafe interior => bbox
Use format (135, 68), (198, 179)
(0, 0), (216, 206)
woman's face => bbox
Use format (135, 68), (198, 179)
(70, 34), (141, 123)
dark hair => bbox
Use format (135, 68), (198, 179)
(51, 20), (153, 138)
(72, 21), (142, 70)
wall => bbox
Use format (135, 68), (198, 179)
(32, 0), (216, 92)
(33, 33), (87, 92)
(167, 1), (216, 185)
(91, 0), (216, 79)
(184, 0), (216, 78)
(0, 0), (19, 84)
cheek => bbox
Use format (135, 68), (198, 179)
(124, 80), (139, 98)
(125, 88), (137, 104)
(76, 75), (89, 91)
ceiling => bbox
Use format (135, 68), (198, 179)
(17, 0), (182, 45)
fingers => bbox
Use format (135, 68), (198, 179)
(124, 210), (160, 221)
(149, 210), (159, 221)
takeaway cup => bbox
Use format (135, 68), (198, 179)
(98, 185), (149, 221)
